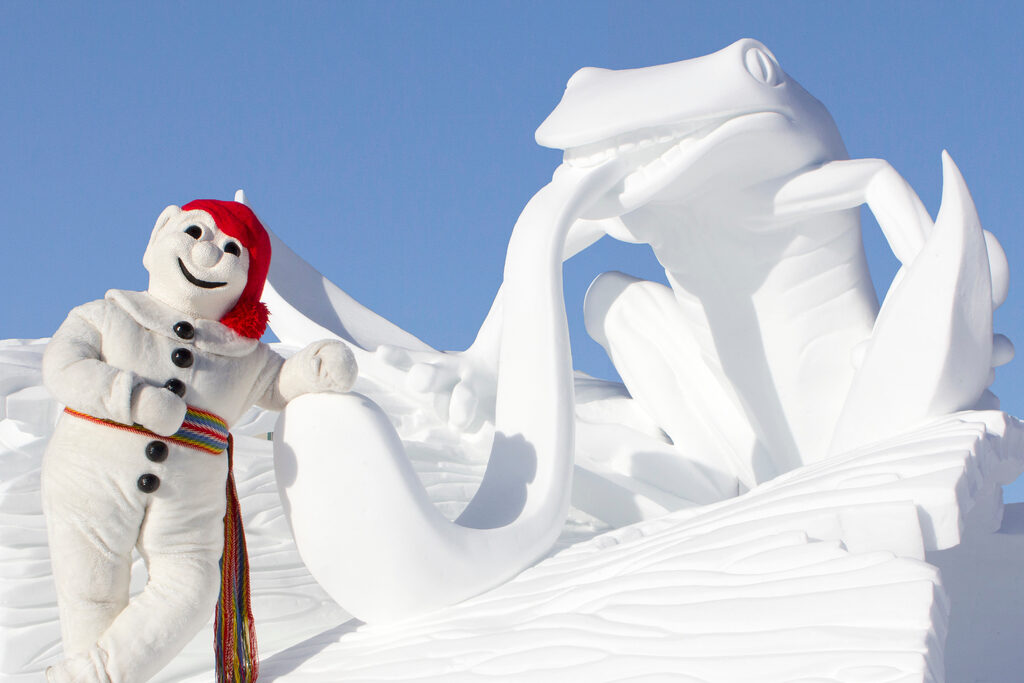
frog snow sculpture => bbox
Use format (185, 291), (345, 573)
(41, 197), (357, 683)
(265, 39), (1013, 625)
(532, 38), (1011, 487)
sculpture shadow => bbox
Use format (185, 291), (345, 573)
(455, 432), (537, 530)
(258, 618), (364, 681)
(927, 502), (1024, 682)
(272, 435), (299, 523)
(274, 426), (537, 531)
(630, 449), (739, 505)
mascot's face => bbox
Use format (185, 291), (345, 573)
(143, 205), (250, 320)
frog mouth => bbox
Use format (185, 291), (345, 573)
(178, 259), (227, 289)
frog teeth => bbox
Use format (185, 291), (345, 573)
(561, 120), (720, 169)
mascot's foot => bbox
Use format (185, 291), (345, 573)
(45, 648), (111, 683)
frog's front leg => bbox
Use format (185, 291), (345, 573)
(777, 153), (1009, 454)
(775, 153), (1012, 367)
(775, 157), (934, 266)
(774, 156), (1009, 311)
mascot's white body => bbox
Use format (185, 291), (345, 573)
(41, 199), (357, 683)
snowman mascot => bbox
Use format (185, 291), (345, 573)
(41, 199), (356, 683)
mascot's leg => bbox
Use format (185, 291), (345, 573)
(43, 435), (225, 683)
(46, 541), (221, 683)
(41, 434), (141, 682)
(86, 472), (225, 683)
(42, 481), (136, 662)
(584, 271), (766, 490)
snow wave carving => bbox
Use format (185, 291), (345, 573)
(263, 536), (947, 682)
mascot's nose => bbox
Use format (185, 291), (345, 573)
(190, 241), (222, 268)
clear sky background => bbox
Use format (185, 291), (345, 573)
(2, 2), (1022, 497)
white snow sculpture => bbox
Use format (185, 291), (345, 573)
(534, 38), (1011, 484)
(273, 161), (632, 622)
(269, 38), (1015, 624)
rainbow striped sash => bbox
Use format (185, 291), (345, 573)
(63, 405), (258, 681)
(63, 405), (229, 454)
(175, 407), (230, 453)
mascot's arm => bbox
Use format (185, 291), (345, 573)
(258, 339), (358, 411)
(43, 300), (186, 435)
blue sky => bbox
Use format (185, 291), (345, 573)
(2, 2), (1022, 497)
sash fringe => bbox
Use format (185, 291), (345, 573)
(215, 435), (259, 682)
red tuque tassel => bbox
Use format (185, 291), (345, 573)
(220, 301), (269, 340)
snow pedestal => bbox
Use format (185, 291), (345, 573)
(2, 338), (1023, 682)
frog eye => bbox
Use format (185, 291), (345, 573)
(224, 241), (241, 257)
(744, 46), (781, 86)
(184, 225), (203, 239)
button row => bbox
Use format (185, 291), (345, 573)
(138, 321), (195, 495)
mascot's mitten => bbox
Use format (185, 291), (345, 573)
(42, 198), (356, 683)
(130, 384), (188, 437)
(280, 339), (358, 400)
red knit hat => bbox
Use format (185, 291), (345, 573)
(182, 199), (272, 339)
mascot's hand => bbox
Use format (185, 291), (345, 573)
(280, 339), (358, 400)
(131, 385), (188, 436)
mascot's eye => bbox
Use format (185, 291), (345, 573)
(184, 225), (203, 239)
(224, 242), (241, 257)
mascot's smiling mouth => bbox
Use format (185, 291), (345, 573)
(178, 259), (227, 289)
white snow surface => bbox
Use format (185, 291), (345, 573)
(3, 337), (1024, 682)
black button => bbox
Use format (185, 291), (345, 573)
(173, 321), (195, 340)
(145, 441), (168, 462)
(164, 378), (186, 397)
(137, 473), (160, 493)
(171, 348), (193, 368)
